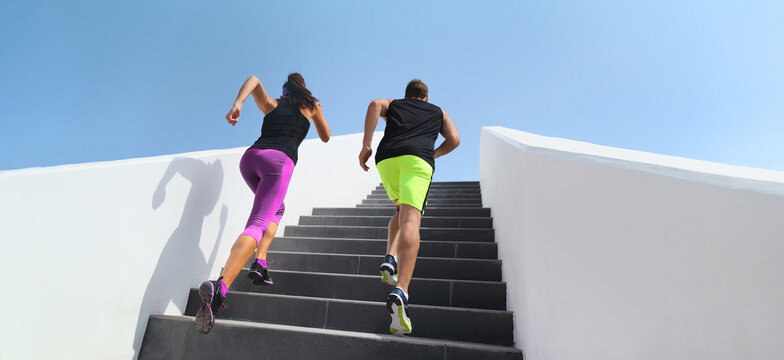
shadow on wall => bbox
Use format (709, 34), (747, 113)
(132, 157), (226, 357)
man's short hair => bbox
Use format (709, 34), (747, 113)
(405, 79), (428, 99)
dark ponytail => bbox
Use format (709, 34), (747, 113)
(282, 72), (318, 110)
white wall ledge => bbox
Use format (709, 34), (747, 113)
(484, 126), (784, 196)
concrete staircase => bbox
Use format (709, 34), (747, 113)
(139, 181), (523, 359)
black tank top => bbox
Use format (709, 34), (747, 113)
(250, 98), (311, 164)
(375, 98), (443, 170)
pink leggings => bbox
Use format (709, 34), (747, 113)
(239, 148), (295, 244)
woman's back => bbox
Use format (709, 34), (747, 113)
(251, 97), (311, 164)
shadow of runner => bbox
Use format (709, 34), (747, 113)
(133, 157), (226, 358)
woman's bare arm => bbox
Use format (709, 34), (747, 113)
(311, 103), (330, 142)
(225, 76), (272, 126)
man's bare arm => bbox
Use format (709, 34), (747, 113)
(359, 99), (391, 171)
(434, 110), (460, 159)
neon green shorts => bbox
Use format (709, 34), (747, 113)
(376, 155), (434, 213)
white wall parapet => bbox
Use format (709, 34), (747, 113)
(0, 132), (381, 360)
(480, 126), (784, 360)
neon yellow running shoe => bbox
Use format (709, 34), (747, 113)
(386, 287), (412, 335)
(380, 254), (398, 286)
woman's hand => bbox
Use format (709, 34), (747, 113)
(226, 104), (241, 126)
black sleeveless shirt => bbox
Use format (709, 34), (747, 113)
(249, 98), (311, 164)
(375, 98), (443, 170)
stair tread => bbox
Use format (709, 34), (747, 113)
(269, 237), (498, 260)
(153, 315), (521, 353)
(313, 207), (491, 212)
(183, 290), (514, 345)
(266, 250), (501, 264)
(289, 224), (492, 231)
(246, 268), (506, 285)
(313, 207), (489, 209)
(357, 205), (484, 208)
(365, 197), (481, 200)
(275, 236), (494, 245)
(302, 215), (490, 219)
(202, 290), (513, 315)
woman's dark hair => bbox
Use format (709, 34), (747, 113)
(282, 73), (318, 109)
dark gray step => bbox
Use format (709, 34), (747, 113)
(380, 181), (479, 187)
(183, 291), (514, 346)
(375, 186), (480, 192)
(373, 185), (482, 193)
(370, 190), (481, 197)
(387, 181), (479, 186)
(361, 198), (483, 206)
(377, 182), (479, 187)
(429, 181), (480, 186)
(358, 203), (484, 209)
(299, 215), (492, 229)
(313, 207), (492, 217)
(370, 186), (482, 195)
(259, 251), (501, 282)
(231, 269), (507, 310)
(139, 315), (522, 360)
(368, 192), (482, 199)
(269, 237), (498, 259)
(284, 225), (495, 242)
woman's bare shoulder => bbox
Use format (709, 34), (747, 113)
(300, 102), (321, 120)
(263, 98), (278, 115)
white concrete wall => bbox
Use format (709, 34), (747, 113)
(0, 132), (381, 360)
(480, 126), (784, 360)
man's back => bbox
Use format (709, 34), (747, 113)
(375, 98), (443, 170)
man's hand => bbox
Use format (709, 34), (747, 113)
(359, 146), (373, 171)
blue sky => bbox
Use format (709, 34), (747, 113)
(2, 0), (782, 181)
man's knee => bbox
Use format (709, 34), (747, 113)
(397, 205), (421, 243)
(397, 229), (420, 250)
(398, 204), (422, 223)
